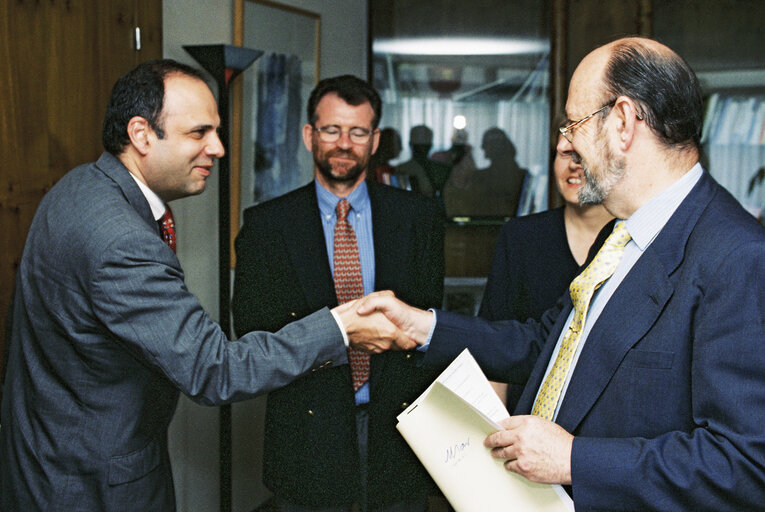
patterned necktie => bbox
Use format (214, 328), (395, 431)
(159, 206), (176, 253)
(333, 199), (369, 391)
(531, 221), (631, 420)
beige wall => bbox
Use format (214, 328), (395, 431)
(162, 1), (368, 511)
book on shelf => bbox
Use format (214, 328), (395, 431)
(703, 93), (765, 146)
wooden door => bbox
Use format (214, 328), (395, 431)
(0, 0), (162, 395)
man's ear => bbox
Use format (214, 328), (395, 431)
(302, 123), (315, 153)
(613, 96), (640, 151)
(126, 116), (152, 156)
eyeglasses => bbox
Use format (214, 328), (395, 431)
(313, 125), (375, 145)
(559, 100), (616, 142)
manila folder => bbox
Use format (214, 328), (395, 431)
(397, 381), (573, 512)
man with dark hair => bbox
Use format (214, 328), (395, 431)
(355, 37), (765, 510)
(0, 60), (402, 511)
(101, 59), (207, 155)
(601, 41), (704, 150)
(233, 74), (444, 511)
(305, 74), (383, 129)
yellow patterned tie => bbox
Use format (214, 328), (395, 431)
(531, 222), (632, 420)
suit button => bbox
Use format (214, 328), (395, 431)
(400, 402), (409, 410)
(290, 312), (297, 318)
(405, 353), (412, 359)
(312, 360), (333, 372)
(307, 410), (314, 416)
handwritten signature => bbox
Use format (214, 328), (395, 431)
(444, 437), (470, 464)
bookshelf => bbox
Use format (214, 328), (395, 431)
(701, 93), (765, 221)
(653, 0), (765, 223)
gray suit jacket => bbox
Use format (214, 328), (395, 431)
(0, 152), (348, 511)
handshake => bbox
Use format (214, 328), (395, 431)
(332, 291), (434, 353)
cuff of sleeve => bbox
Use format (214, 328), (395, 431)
(416, 308), (438, 352)
(330, 309), (350, 347)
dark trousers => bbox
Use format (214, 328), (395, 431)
(273, 408), (428, 512)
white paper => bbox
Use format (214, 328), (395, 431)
(398, 349), (574, 512)
(432, 347), (511, 426)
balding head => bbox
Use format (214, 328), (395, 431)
(571, 37), (703, 152)
(565, 38), (702, 218)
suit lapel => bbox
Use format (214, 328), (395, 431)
(367, 183), (405, 380)
(555, 250), (674, 431)
(281, 183), (337, 309)
(369, 182), (428, 384)
(95, 152), (156, 232)
(368, 182), (407, 291)
(535, 172), (718, 431)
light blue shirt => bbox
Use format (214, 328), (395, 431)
(316, 179), (375, 404)
(534, 163), (704, 419)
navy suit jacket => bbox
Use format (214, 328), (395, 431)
(0, 153), (348, 511)
(424, 171), (765, 511)
(232, 181), (444, 507)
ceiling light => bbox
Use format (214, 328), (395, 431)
(373, 37), (548, 56)
(453, 115), (467, 130)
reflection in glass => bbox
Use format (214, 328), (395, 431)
(370, 0), (551, 220)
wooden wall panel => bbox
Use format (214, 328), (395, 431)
(566, 0), (644, 81)
(445, 224), (502, 277)
(0, 0), (162, 392)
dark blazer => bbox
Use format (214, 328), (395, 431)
(480, 207), (579, 324)
(424, 171), (765, 511)
(232, 181), (445, 508)
(0, 153), (348, 512)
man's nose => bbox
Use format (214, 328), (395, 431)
(207, 133), (225, 158)
(335, 131), (354, 149)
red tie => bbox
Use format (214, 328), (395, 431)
(333, 199), (369, 390)
(160, 206), (176, 252)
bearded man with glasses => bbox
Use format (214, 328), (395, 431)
(233, 75), (445, 512)
(353, 37), (765, 511)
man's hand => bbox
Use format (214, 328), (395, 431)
(484, 415), (573, 485)
(354, 291), (434, 346)
(333, 299), (416, 353)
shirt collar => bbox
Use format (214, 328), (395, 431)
(624, 162), (704, 251)
(315, 179), (370, 219)
(128, 172), (166, 221)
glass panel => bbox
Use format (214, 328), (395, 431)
(370, 0), (551, 278)
(370, 0), (550, 220)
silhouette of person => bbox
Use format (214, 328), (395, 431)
(369, 127), (402, 185)
(437, 129), (479, 217)
(474, 127), (528, 216)
(396, 125), (450, 213)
